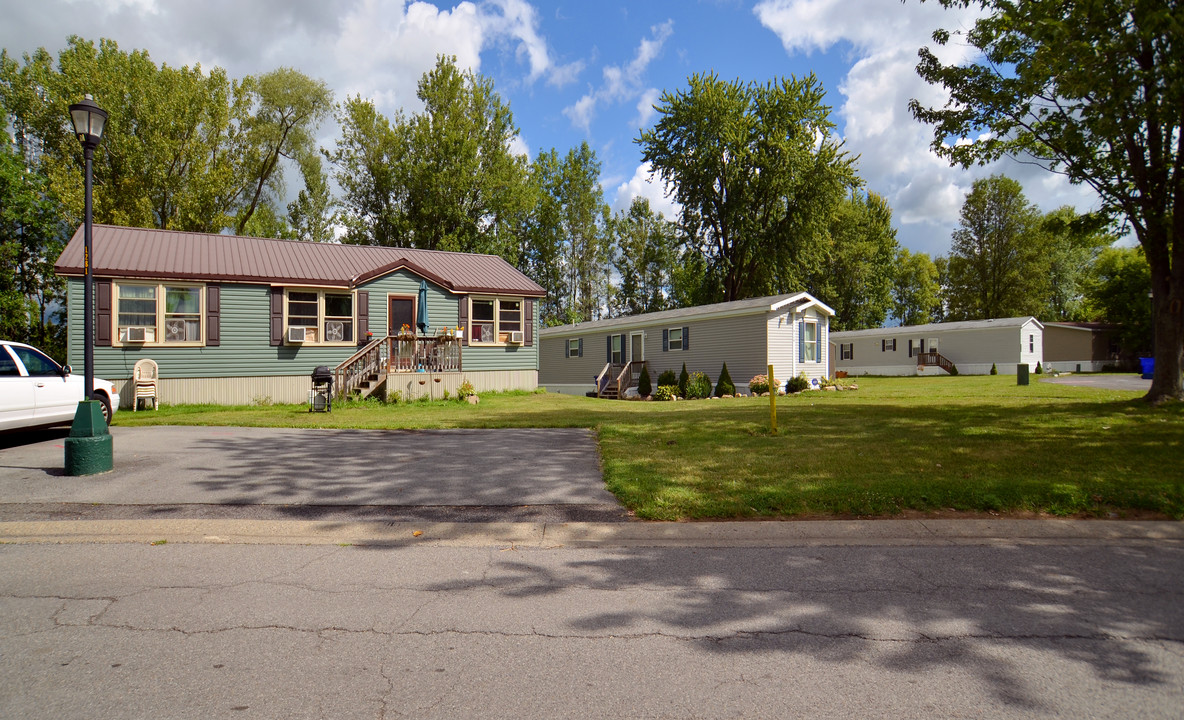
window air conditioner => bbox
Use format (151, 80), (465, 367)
(288, 326), (308, 343)
(508, 330), (524, 344)
(122, 327), (148, 342)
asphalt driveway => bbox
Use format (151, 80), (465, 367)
(1041, 374), (1152, 391)
(0, 426), (625, 521)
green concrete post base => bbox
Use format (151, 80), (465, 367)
(64, 401), (113, 476)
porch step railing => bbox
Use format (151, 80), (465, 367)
(916, 351), (956, 374)
(335, 334), (464, 399)
(595, 360), (648, 399)
(334, 336), (389, 399)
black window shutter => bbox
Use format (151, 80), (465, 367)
(683, 326), (689, 350)
(206, 285), (220, 346)
(356, 290), (369, 345)
(881, 339), (885, 352)
(270, 287), (284, 346)
(458, 297), (468, 346)
(578, 338), (583, 357)
(907, 339), (913, 357)
(662, 328), (669, 351)
(525, 299), (534, 345)
(96, 280), (112, 347)
(607, 335), (612, 363)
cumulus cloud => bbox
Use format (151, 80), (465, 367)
(563, 19), (673, 134)
(613, 162), (681, 220)
(754, 0), (1104, 257)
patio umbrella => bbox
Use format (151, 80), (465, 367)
(416, 280), (429, 334)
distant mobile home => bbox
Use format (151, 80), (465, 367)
(539, 292), (833, 397)
(54, 225), (545, 406)
(1042, 322), (1121, 373)
(831, 317), (1044, 376)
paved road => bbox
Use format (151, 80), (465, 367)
(0, 426), (627, 522)
(1, 538), (1181, 719)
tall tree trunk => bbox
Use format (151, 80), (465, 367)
(1144, 228), (1183, 404)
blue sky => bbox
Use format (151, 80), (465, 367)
(1, 0), (1104, 257)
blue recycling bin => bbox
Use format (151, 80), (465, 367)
(1139, 357), (1155, 380)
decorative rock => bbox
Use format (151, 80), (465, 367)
(823, 385), (837, 391)
(467, 395), (480, 405)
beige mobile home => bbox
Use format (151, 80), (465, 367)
(1042, 322), (1120, 372)
(539, 292), (833, 397)
(831, 317), (1043, 376)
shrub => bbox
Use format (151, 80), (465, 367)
(457, 379), (475, 399)
(678, 363), (689, 398)
(654, 385), (678, 401)
(1035, 361), (1043, 374)
(657, 369), (677, 387)
(637, 365), (653, 397)
(948, 364), (959, 376)
(686, 371), (712, 399)
(714, 363), (735, 396)
(990, 362), (998, 375)
(786, 373), (810, 393)
(748, 374), (774, 394)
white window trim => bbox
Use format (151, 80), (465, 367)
(112, 281), (205, 348)
(283, 288), (357, 347)
(567, 338), (580, 358)
(468, 296), (524, 346)
(667, 327), (684, 351)
(803, 320), (819, 363)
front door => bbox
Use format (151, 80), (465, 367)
(388, 296), (415, 335)
(630, 332), (644, 364)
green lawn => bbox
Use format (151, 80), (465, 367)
(113, 376), (1184, 520)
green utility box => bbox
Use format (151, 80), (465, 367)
(1017, 364), (1029, 386)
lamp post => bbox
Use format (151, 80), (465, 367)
(64, 94), (112, 476)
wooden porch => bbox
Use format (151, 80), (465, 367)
(334, 334), (464, 399)
(595, 360), (649, 399)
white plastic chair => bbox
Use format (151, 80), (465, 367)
(132, 358), (158, 411)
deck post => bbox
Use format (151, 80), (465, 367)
(768, 363), (777, 435)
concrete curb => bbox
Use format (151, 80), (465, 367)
(1, 518), (1181, 548)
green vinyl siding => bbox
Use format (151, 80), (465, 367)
(69, 275), (539, 379)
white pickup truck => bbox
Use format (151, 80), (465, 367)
(0, 340), (120, 431)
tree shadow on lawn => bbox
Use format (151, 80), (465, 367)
(419, 541), (1184, 711)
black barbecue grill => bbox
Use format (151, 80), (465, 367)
(310, 365), (333, 412)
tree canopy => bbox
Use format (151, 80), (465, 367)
(912, 0), (1183, 402)
(638, 72), (857, 303)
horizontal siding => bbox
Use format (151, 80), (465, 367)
(834, 323), (1043, 375)
(769, 307), (828, 384)
(69, 277), (537, 382)
(539, 336), (604, 386)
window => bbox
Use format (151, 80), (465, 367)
(285, 289), (354, 344)
(567, 338), (582, 358)
(468, 297), (523, 344)
(115, 282), (204, 345)
(1029, 334), (1034, 353)
(610, 334), (624, 364)
(668, 327), (683, 351)
(802, 322), (818, 362)
(8, 344), (61, 376)
(881, 338), (896, 352)
(840, 343), (853, 360)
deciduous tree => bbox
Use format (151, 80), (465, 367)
(912, 0), (1183, 402)
(638, 72), (857, 303)
(608, 197), (677, 318)
(892, 248), (943, 326)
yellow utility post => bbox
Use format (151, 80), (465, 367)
(768, 363), (777, 435)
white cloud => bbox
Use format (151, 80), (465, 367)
(754, 0), (1105, 257)
(634, 88), (661, 130)
(613, 162), (681, 220)
(562, 19), (673, 135)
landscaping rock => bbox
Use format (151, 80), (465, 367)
(467, 395), (480, 405)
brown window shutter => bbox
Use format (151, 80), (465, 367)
(458, 297), (468, 346)
(96, 280), (112, 346)
(270, 287), (284, 346)
(356, 290), (369, 345)
(206, 285), (220, 346)
(525, 299), (534, 346)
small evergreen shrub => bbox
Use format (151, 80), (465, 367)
(678, 363), (690, 398)
(714, 363), (735, 396)
(1035, 362), (1043, 374)
(657, 369), (677, 388)
(948, 364), (959, 376)
(786, 373), (810, 393)
(990, 362), (998, 375)
(654, 385), (678, 401)
(637, 365), (653, 396)
(686, 371), (712, 399)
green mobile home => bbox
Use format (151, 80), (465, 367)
(55, 225), (544, 406)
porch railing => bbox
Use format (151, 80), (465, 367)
(916, 351), (956, 374)
(334, 336), (389, 399)
(335, 334), (464, 399)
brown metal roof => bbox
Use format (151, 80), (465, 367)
(55, 225), (545, 296)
